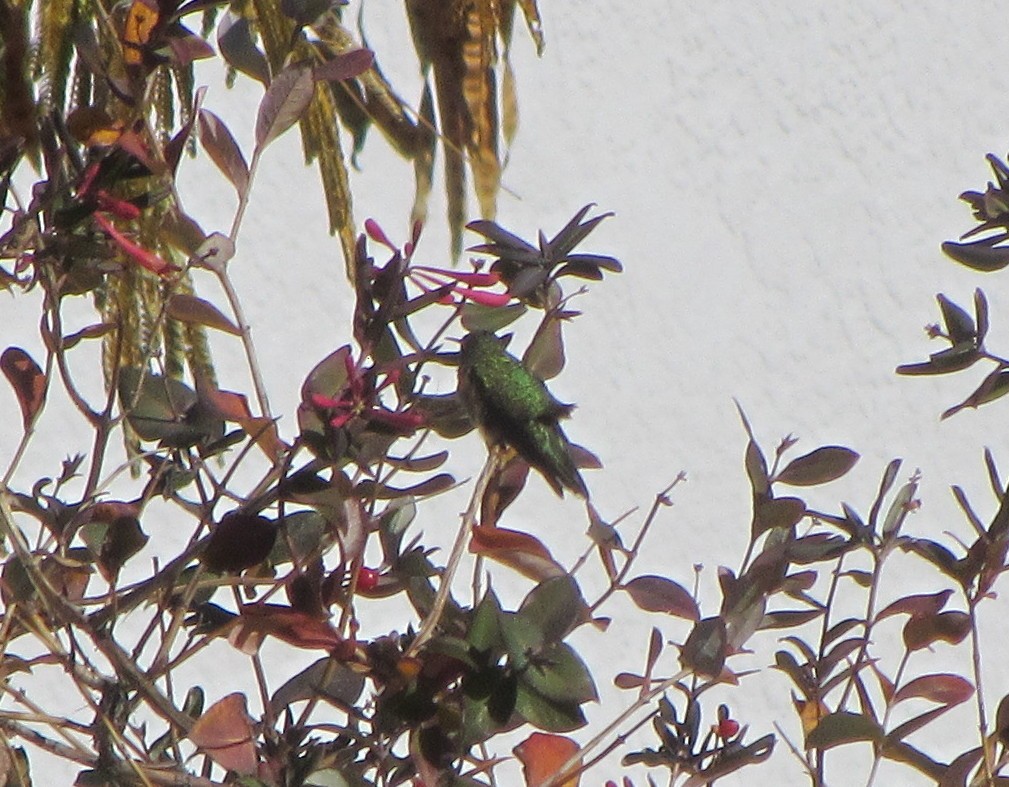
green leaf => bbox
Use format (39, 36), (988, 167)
(805, 711), (883, 750)
(680, 616), (727, 678)
(513, 681), (586, 733)
(520, 642), (597, 705)
(516, 575), (585, 648)
(468, 589), (504, 653)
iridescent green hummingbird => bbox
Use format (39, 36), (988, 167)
(458, 330), (589, 498)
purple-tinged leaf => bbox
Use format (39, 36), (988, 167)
(897, 537), (960, 578)
(198, 110), (249, 195)
(558, 253), (623, 273)
(936, 747), (984, 787)
(937, 294), (975, 345)
(313, 48), (374, 83)
(776, 446), (859, 487)
(524, 317), (565, 380)
(805, 711), (883, 750)
(218, 12), (269, 85)
(941, 367), (1009, 420)
(466, 219), (537, 254)
(623, 575), (699, 621)
(892, 674), (973, 707)
(752, 495), (805, 537)
(256, 63), (315, 149)
(895, 344), (980, 376)
(942, 238), (1009, 272)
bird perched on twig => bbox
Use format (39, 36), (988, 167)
(457, 330), (589, 498)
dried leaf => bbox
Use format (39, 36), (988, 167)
(167, 293), (242, 335)
(470, 525), (566, 582)
(1, 347), (45, 429)
(188, 693), (257, 776)
(513, 732), (580, 787)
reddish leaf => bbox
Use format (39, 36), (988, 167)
(255, 63), (315, 149)
(613, 672), (646, 690)
(876, 589), (952, 622)
(752, 495), (805, 537)
(470, 526), (567, 582)
(1, 347), (45, 429)
(892, 674), (973, 707)
(167, 293), (242, 335)
(903, 611), (971, 652)
(188, 692), (257, 776)
(513, 732), (580, 787)
(62, 323), (116, 350)
(776, 446), (859, 486)
(198, 109), (249, 195)
(623, 575), (699, 621)
(229, 603), (345, 654)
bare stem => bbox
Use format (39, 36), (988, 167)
(407, 448), (501, 657)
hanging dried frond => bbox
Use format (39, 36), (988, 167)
(405, 0), (543, 258)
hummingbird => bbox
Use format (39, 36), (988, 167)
(457, 330), (589, 498)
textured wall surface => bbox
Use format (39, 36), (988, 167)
(6, 2), (1009, 783)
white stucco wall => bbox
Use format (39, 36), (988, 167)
(6, 2), (1009, 784)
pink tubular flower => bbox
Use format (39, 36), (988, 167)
(94, 214), (176, 276)
(309, 353), (423, 437)
(406, 265), (511, 307)
(364, 217), (513, 308)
